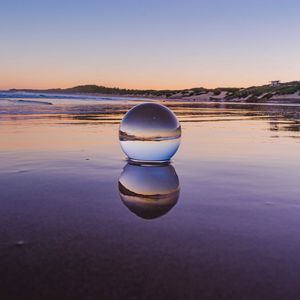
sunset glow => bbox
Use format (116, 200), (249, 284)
(1, 0), (300, 90)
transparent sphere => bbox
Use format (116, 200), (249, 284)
(119, 163), (180, 219)
(119, 103), (181, 162)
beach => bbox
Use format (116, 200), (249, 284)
(0, 95), (300, 299)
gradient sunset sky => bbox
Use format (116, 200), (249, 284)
(1, 0), (300, 90)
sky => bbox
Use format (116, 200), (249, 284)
(1, 0), (300, 90)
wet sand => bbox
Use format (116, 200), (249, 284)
(0, 98), (300, 299)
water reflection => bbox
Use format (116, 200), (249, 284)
(118, 162), (180, 219)
(270, 120), (300, 132)
(2, 99), (300, 141)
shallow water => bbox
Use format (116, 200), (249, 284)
(0, 97), (300, 299)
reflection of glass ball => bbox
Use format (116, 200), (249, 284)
(119, 103), (181, 162)
(119, 163), (180, 219)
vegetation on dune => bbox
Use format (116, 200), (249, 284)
(9, 85), (239, 97)
(225, 81), (300, 101)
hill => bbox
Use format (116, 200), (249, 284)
(8, 81), (300, 103)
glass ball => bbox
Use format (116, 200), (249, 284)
(119, 163), (180, 219)
(119, 103), (181, 162)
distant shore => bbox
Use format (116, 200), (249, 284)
(2, 91), (300, 105)
(2, 81), (300, 104)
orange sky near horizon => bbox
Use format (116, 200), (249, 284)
(1, 68), (298, 91)
(1, 0), (300, 91)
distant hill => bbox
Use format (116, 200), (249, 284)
(226, 81), (300, 102)
(8, 81), (300, 103)
(9, 84), (232, 97)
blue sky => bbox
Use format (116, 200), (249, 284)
(1, 0), (300, 89)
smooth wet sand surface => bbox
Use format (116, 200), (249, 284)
(1, 99), (300, 299)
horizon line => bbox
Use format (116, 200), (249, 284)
(3, 80), (299, 92)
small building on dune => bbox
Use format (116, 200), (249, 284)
(270, 80), (281, 87)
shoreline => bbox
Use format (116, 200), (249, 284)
(1, 90), (300, 105)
